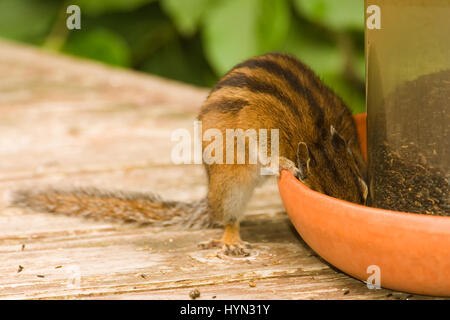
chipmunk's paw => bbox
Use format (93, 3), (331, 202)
(222, 241), (252, 257)
(198, 239), (252, 257)
(278, 157), (301, 178)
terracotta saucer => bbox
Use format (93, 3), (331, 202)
(278, 113), (450, 296)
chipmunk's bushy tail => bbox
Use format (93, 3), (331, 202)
(9, 187), (214, 229)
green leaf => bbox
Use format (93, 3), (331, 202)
(73, 0), (156, 16)
(161, 0), (211, 36)
(0, 0), (59, 44)
(140, 37), (217, 87)
(293, 0), (364, 31)
(281, 19), (343, 76)
(202, 0), (290, 76)
(281, 19), (364, 113)
(76, 5), (174, 66)
(63, 28), (131, 67)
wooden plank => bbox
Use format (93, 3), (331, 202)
(0, 211), (421, 300)
(0, 40), (443, 300)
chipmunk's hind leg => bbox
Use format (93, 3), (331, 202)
(199, 221), (251, 256)
(199, 164), (262, 257)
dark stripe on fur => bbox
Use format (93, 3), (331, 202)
(200, 98), (249, 117)
(266, 53), (323, 89)
(212, 72), (300, 119)
(314, 143), (341, 183)
(233, 58), (312, 118)
(253, 55), (326, 133)
(262, 53), (331, 132)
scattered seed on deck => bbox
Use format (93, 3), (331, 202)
(189, 289), (201, 300)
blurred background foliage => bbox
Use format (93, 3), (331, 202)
(0, 0), (365, 113)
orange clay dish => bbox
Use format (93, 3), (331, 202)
(278, 113), (450, 297)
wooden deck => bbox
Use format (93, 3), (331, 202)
(0, 40), (439, 300)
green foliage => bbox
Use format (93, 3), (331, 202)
(160, 0), (210, 36)
(0, 0), (58, 44)
(63, 28), (131, 67)
(203, 0), (290, 75)
(73, 0), (157, 16)
(0, 0), (366, 113)
(141, 35), (217, 86)
(293, 0), (364, 31)
(281, 18), (342, 76)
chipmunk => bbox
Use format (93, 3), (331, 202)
(10, 53), (368, 257)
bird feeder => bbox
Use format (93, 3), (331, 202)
(366, 0), (449, 215)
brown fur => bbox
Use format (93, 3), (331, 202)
(11, 187), (213, 229)
(199, 53), (366, 219)
(197, 53), (367, 254)
(9, 53), (367, 256)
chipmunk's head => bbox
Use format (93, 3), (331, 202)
(296, 126), (368, 205)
